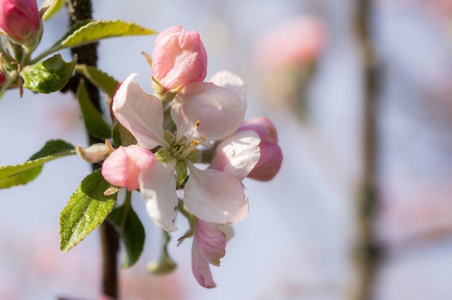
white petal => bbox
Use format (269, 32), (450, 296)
(171, 82), (246, 141)
(113, 73), (167, 149)
(209, 130), (261, 181)
(228, 200), (249, 224)
(209, 70), (247, 104)
(184, 163), (247, 224)
(140, 159), (178, 232)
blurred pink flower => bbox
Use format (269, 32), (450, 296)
(379, 173), (452, 248)
(152, 25), (207, 92)
(254, 16), (326, 71)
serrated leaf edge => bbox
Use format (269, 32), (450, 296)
(60, 170), (117, 253)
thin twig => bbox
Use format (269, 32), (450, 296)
(353, 0), (382, 299)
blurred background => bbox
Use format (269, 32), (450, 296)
(2, 0), (452, 299)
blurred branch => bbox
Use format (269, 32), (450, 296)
(66, 0), (119, 298)
(353, 0), (383, 299)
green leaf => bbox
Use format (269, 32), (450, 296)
(21, 54), (77, 94)
(41, 0), (66, 21)
(54, 20), (155, 51)
(77, 79), (112, 139)
(75, 64), (119, 98)
(148, 230), (177, 275)
(107, 191), (145, 268)
(0, 140), (75, 189)
(60, 170), (117, 253)
(51, 20), (91, 49)
(112, 122), (137, 147)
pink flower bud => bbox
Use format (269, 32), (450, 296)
(238, 117), (282, 181)
(102, 145), (156, 191)
(0, 0), (40, 43)
(152, 25), (207, 92)
(248, 141), (282, 181)
(237, 117), (278, 143)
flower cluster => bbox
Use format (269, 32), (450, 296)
(101, 26), (282, 287)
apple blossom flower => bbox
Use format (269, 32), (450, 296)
(152, 25), (207, 92)
(111, 70), (260, 231)
(102, 145), (156, 191)
(0, 0), (41, 44)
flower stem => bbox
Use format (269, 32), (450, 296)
(66, 0), (119, 298)
(353, 0), (383, 299)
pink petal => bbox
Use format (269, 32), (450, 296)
(140, 160), (178, 232)
(209, 130), (261, 181)
(171, 82), (246, 141)
(195, 220), (226, 266)
(248, 142), (283, 181)
(184, 163), (247, 224)
(101, 146), (156, 191)
(113, 73), (167, 149)
(192, 237), (216, 288)
(154, 25), (183, 45)
(237, 117), (278, 143)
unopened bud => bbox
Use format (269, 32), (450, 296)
(76, 143), (110, 163)
(238, 117), (282, 181)
(152, 25), (207, 93)
(0, 0), (41, 47)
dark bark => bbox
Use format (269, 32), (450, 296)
(353, 1), (383, 299)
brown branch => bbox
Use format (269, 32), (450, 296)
(66, 0), (119, 298)
(353, 0), (383, 299)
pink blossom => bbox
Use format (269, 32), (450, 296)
(255, 16), (326, 71)
(0, 0), (40, 43)
(152, 25), (207, 92)
(112, 71), (256, 231)
(101, 145), (156, 191)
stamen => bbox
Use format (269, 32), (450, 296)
(187, 120), (201, 141)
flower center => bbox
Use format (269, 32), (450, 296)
(166, 120), (205, 161)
